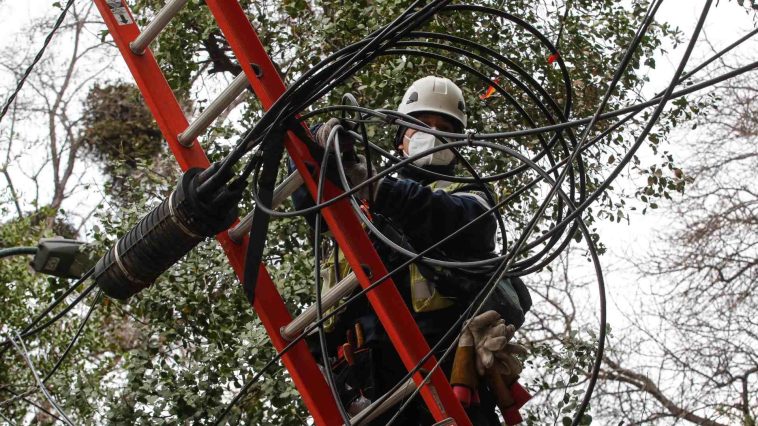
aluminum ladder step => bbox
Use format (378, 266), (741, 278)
(129, 0), (189, 55)
(280, 272), (359, 341)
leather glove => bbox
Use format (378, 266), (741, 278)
(464, 310), (527, 376)
(343, 153), (373, 200)
(314, 118), (374, 199)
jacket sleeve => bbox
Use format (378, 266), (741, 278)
(372, 177), (497, 258)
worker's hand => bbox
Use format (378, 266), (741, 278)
(315, 117), (355, 155)
(464, 310), (526, 376)
(344, 153), (373, 200)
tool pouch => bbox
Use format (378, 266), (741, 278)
(432, 266), (533, 329)
(331, 347), (376, 408)
(480, 276), (532, 329)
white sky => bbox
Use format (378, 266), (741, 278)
(595, 1), (756, 331)
(0, 0), (754, 318)
(0, 0), (755, 323)
(0, 0), (756, 423)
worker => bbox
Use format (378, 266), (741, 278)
(292, 76), (532, 425)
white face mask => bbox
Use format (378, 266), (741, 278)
(405, 129), (456, 167)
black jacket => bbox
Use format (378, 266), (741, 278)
(291, 160), (500, 351)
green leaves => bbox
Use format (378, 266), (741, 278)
(2, 0), (704, 423)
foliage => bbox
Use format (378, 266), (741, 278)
(79, 82), (168, 200)
(0, 0), (707, 424)
(595, 66), (758, 425)
(80, 82), (163, 168)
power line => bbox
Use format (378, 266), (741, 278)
(8, 333), (74, 425)
(0, 270), (96, 352)
(0, 0), (76, 124)
(0, 247), (37, 259)
(211, 3), (757, 423)
(43, 289), (103, 383)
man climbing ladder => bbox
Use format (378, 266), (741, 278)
(91, 1), (481, 423)
(294, 76), (533, 425)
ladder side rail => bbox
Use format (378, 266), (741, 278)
(92, 2), (343, 425)
(203, 1), (471, 424)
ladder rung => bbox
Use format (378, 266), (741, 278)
(130, 0), (189, 55)
(228, 171), (304, 243)
(349, 378), (417, 425)
(280, 272), (359, 341)
(177, 73), (250, 146)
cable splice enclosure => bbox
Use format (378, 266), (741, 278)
(94, 166), (242, 300)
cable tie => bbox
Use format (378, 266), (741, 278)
(466, 129), (477, 147)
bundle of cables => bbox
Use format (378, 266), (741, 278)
(6, 0), (758, 424)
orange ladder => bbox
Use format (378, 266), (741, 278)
(93, 1), (470, 424)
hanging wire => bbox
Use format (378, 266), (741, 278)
(0, 0), (76, 124)
(210, 2), (757, 423)
(554, 0), (574, 50)
(6, 0), (758, 424)
(314, 126), (355, 425)
(0, 269), (96, 353)
(43, 289), (104, 383)
(8, 333), (75, 425)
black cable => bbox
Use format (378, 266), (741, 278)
(0, 0), (75, 124)
(340, 93), (376, 207)
(205, 2), (754, 423)
(0, 247), (37, 259)
(554, 0), (573, 49)
(314, 128), (353, 425)
(0, 273), (97, 351)
(43, 289), (103, 383)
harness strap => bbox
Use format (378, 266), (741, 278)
(243, 126), (286, 304)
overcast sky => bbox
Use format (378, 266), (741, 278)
(0, 0), (756, 332)
(594, 1), (755, 330)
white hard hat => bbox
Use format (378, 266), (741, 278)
(398, 76), (467, 129)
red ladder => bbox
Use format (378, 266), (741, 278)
(93, 1), (470, 424)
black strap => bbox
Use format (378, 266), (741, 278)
(243, 126), (286, 304)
